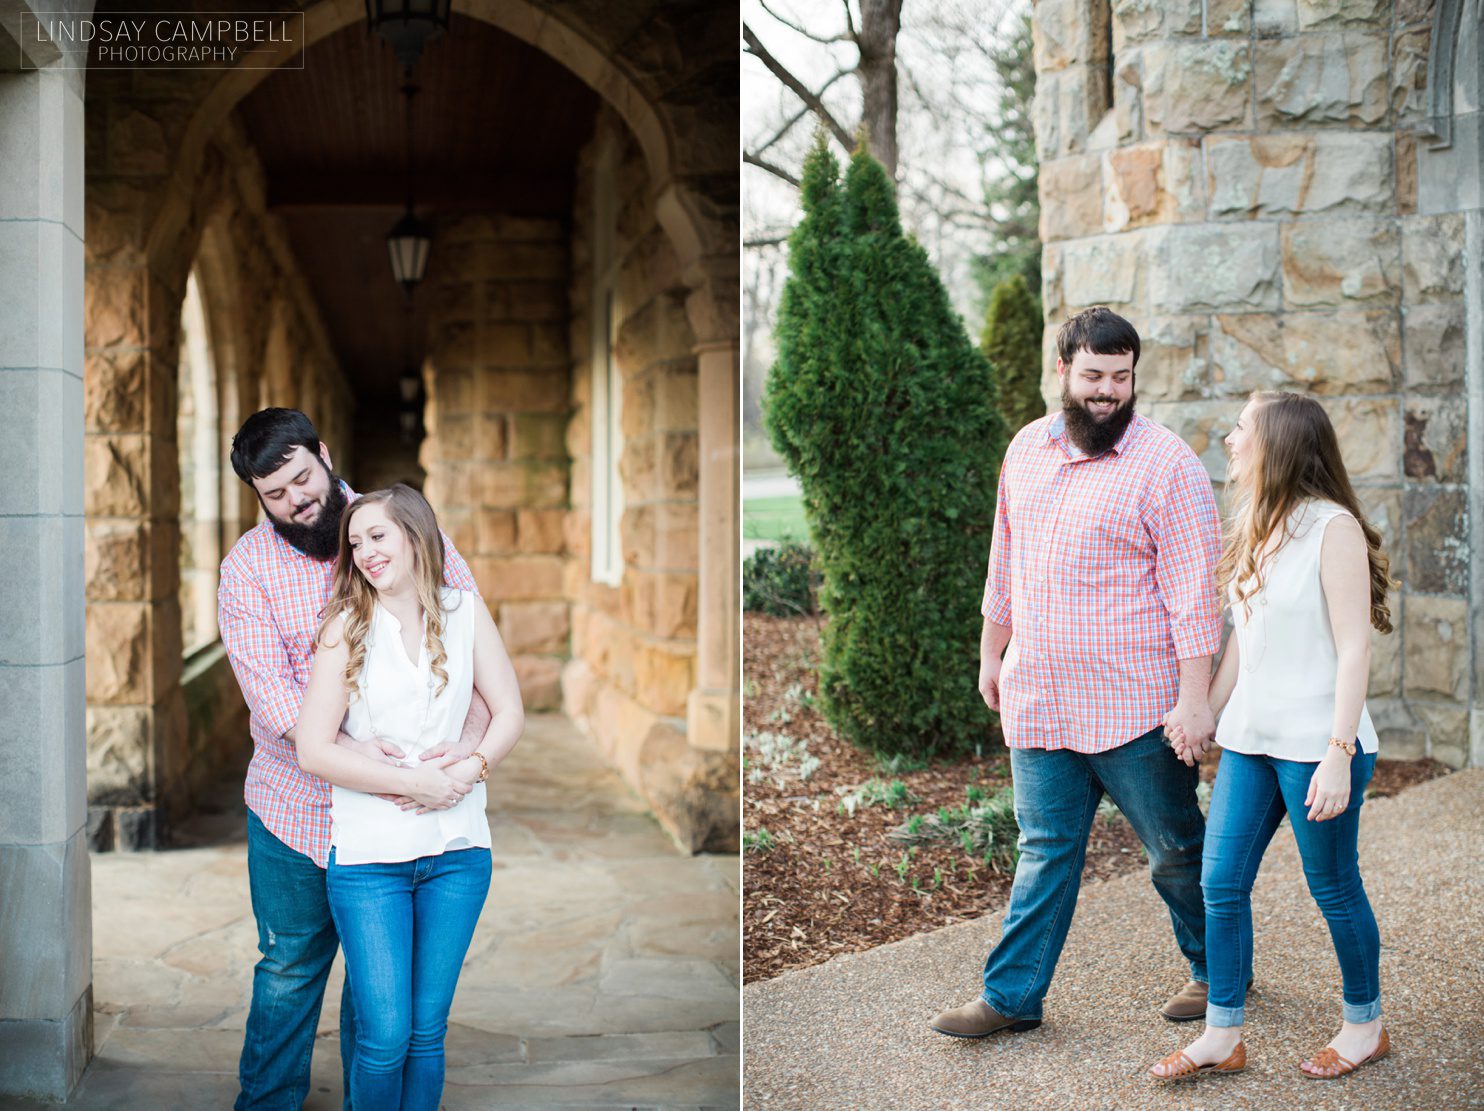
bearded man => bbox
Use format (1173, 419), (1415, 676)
(217, 408), (485, 1109)
(930, 307), (1224, 1038)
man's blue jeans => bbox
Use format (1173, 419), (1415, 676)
(981, 728), (1206, 1020)
(1203, 747), (1381, 1027)
(237, 809), (357, 1111)
(326, 846), (491, 1111)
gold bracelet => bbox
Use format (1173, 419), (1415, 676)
(472, 751), (490, 782)
(1328, 737), (1356, 756)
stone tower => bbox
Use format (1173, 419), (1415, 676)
(1032, 0), (1483, 767)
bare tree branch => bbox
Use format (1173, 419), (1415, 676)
(759, 0), (854, 44)
(744, 234), (792, 248)
(744, 23), (856, 153)
(752, 67), (858, 157)
(744, 151), (802, 187)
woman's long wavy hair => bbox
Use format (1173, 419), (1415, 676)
(1218, 391), (1396, 633)
(317, 484), (450, 699)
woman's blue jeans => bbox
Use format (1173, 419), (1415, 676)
(1202, 747), (1381, 1027)
(326, 846), (492, 1111)
(981, 729), (1207, 1020)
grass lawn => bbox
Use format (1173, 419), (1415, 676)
(743, 494), (809, 543)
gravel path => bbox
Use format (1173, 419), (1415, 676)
(743, 768), (1484, 1109)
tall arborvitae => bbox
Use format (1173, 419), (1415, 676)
(982, 273), (1046, 436)
(765, 137), (1008, 759)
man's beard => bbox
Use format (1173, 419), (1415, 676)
(267, 473), (348, 560)
(1062, 385), (1137, 456)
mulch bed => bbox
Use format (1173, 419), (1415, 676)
(742, 613), (1453, 985)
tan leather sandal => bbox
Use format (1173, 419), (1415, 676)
(1149, 1042), (1246, 1082)
(1301, 1027), (1390, 1079)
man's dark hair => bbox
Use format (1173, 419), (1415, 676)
(230, 408), (321, 484)
(1056, 306), (1141, 368)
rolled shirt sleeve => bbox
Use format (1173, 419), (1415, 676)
(218, 558), (304, 741)
(1148, 452), (1224, 659)
(981, 461), (1014, 625)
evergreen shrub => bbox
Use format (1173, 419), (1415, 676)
(982, 273), (1046, 436)
(764, 139), (1008, 760)
(742, 542), (819, 616)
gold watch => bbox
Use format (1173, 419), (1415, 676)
(1327, 737), (1356, 756)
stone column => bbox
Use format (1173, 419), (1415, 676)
(0, 25), (94, 1099)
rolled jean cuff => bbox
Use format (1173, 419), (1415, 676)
(1204, 1003), (1244, 1028)
(1343, 998), (1382, 1024)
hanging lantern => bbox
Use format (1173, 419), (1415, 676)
(365, 0), (450, 73)
(386, 208), (433, 293)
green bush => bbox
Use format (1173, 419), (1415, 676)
(764, 138), (1008, 759)
(982, 273), (1046, 436)
(742, 542), (818, 616)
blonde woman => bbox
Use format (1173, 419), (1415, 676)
(295, 484), (524, 1111)
(1151, 392), (1395, 1083)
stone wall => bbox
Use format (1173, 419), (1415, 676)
(85, 101), (352, 845)
(1034, 0), (1479, 766)
(420, 214), (573, 713)
(562, 108), (736, 852)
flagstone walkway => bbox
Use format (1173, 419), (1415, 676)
(3, 715), (739, 1110)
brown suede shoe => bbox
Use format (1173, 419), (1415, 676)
(930, 998), (1042, 1039)
(1160, 980), (1209, 1022)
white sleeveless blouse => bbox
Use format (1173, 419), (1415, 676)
(1216, 500), (1379, 761)
(331, 588), (491, 865)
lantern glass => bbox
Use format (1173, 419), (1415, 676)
(386, 211), (432, 290)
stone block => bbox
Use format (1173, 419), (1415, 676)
(632, 639), (694, 717)
(436, 414), (475, 460)
(1133, 315), (1207, 402)
(477, 368), (569, 413)
(485, 242), (566, 281)
(0, 370), (74, 519)
(432, 368), (474, 412)
(1367, 697), (1427, 758)
(1403, 486), (1468, 594)
(1415, 702), (1468, 767)
(84, 434), (147, 518)
(530, 323), (566, 365)
(484, 322), (530, 366)
(560, 657), (599, 720)
(588, 681), (659, 776)
(659, 432), (699, 497)
(497, 601), (571, 656)
(512, 655), (563, 711)
(1403, 593), (1468, 701)
(0, 984), (91, 1102)
(476, 508), (518, 555)
(1209, 311), (1400, 396)
(85, 602), (149, 703)
(85, 704), (151, 805)
(0, 834), (90, 1022)
(475, 555), (564, 602)
(1254, 34), (1389, 127)
(86, 807), (114, 853)
(622, 502), (700, 571)
(1396, 131), (1418, 216)
(84, 265), (148, 348)
(1148, 225), (1282, 312)
(1300, 0), (1390, 27)
(0, 658), (84, 844)
(509, 414), (568, 460)
(516, 508), (566, 554)
(1140, 41), (1251, 135)
(1102, 140), (1202, 232)
(436, 322), (477, 367)
(1322, 397), (1399, 481)
(1034, 64), (1109, 160)
(1402, 303), (1466, 391)
(1367, 621), (1400, 696)
(84, 349), (146, 433)
(1111, 0), (1200, 47)
(1355, 486), (1403, 579)
(1059, 232), (1145, 311)
(615, 293), (693, 373)
(1281, 219), (1400, 307)
(478, 461), (568, 510)
(621, 374), (654, 440)
(472, 411), (508, 461)
(85, 519), (147, 602)
(1034, 0), (1109, 71)
(1142, 400), (1247, 478)
(1207, 0), (1250, 35)
(1040, 154), (1104, 241)
(1206, 133), (1393, 219)
(1391, 24), (1432, 125)
(0, 516), (81, 667)
(1402, 215), (1466, 303)
(653, 362), (699, 432)
(507, 283), (567, 321)
(637, 723), (738, 854)
(1404, 398), (1467, 483)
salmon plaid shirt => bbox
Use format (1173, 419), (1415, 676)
(218, 484), (478, 867)
(982, 412), (1222, 753)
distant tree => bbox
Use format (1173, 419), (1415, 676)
(765, 137), (1008, 760)
(972, 10), (1040, 303)
(982, 273), (1046, 436)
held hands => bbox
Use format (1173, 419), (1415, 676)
(1305, 748), (1352, 822)
(403, 755), (475, 813)
(1162, 700), (1216, 767)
